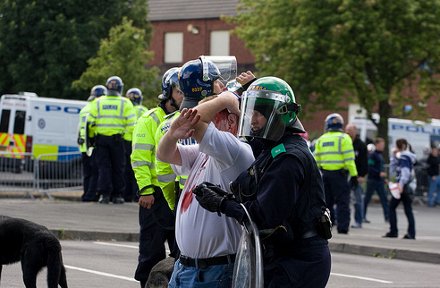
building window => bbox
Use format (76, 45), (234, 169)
(210, 31), (230, 56)
(164, 32), (183, 63)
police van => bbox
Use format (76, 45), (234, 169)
(350, 116), (440, 160)
(0, 92), (87, 161)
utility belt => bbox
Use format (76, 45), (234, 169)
(302, 230), (318, 239)
(320, 168), (348, 175)
(96, 133), (123, 143)
(260, 225), (317, 242)
(179, 254), (236, 269)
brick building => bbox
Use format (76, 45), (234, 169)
(147, 0), (440, 136)
(148, 0), (254, 73)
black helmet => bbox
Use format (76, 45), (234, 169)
(105, 76), (124, 95)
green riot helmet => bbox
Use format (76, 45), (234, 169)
(238, 76), (303, 142)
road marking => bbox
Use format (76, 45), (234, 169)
(93, 241), (138, 249)
(65, 265), (137, 282)
(93, 241), (171, 254)
(331, 272), (393, 284)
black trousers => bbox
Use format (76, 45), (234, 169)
(264, 237), (331, 288)
(81, 152), (98, 201)
(95, 135), (126, 199)
(134, 192), (176, 284)
(389, 185), (416, 238)
(322, 169), (351, 233)
(123, 140), (138, 202)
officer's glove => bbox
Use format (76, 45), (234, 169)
(193, 182), (235, 216)
(350, 176), (358, 188)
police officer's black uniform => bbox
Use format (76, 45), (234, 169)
(193, 76), (332, 287)
(233, 133), (331, 287)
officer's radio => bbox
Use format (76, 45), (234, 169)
(316, 207), (332, 240)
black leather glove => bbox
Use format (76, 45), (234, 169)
(193, 182), (234, 216)
(350, 176), (358, 187)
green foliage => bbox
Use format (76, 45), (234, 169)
(0, 0), (152, 100)
(232, 0), (440, 141)
(72, 17), (159, 104)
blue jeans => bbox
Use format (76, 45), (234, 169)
(428, 176), (440, 207)
(168, 259), (234, 288)
(352, 184), (364, 225)
(364, 179), (389, 221)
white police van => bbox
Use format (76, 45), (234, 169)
(350, 116), (440, 160)
(0, 92), (87, 161)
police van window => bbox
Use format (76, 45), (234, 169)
(13, 110), (26, 134)
(366, 129), (376, 142)
(0, 109), (10, 133)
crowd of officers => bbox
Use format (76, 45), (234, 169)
(77, 77), (147, 203)
(76, 56), (387, 287)
(76, 70), (189, 286)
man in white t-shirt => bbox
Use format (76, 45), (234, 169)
(157, 59), (254, 287)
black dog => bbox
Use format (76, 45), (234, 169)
(0, 216), (68, 288)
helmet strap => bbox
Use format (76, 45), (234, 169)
(200, 56), (210, 81)
(169, 96), (180, 111)
(287, 103), (301, 114)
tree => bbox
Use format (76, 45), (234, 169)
(232, 0), (440, 158)
(72, 17), (159, 107)
(0, 0), (151, 100)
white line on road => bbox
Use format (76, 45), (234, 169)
(93, 241), (171, 254)
(93, 241), (138, 249)
(331, 272), (393, 284)
(65, 265), (137, 282)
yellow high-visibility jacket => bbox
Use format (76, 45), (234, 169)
(88, 95), (136, 137)
(314, 131), (358, 177)
(135, 105), (148, 119)
(153, 111), (195, 210)
(131, 107), (166, 196)
(154, 112), (179, 210)
(77, 102), (92, 153)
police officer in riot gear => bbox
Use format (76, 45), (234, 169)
(194, 76), (331, 287)
(314, 113), (358, 233)
(126, 88), (148, 119)
(123, 88), (146, 202)
(78, 85), (107, 201)
(88, 76), (136, 204)
(131, 67), (183, 288)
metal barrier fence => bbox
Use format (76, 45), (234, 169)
(0, 151), (83, 199)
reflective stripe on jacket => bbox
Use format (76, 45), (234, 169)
(314, 131), (358, 177)
(136, 105), (148, 119)
(88, 95), (136, 137)
(131, 107), (166, 195)
(154, 112), (178, 209)
(123, 105), (149, 141)
(78, 102), (92, 152)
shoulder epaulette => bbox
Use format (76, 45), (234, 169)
(271, 143), (286, 158)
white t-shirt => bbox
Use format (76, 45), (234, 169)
(174, 122), (254, 258)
